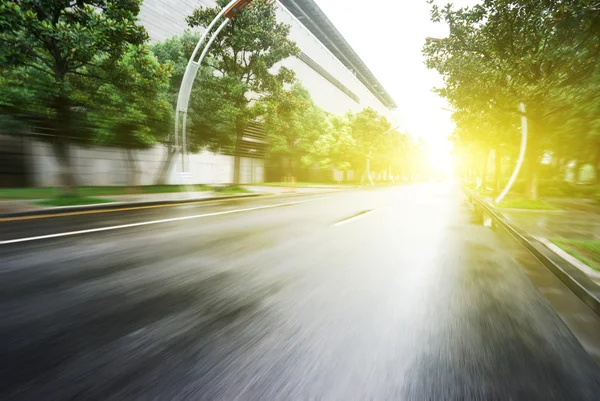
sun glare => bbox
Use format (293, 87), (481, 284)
(425, 135), (453, 171)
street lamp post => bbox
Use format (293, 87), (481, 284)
(381, 125), (402, 184)
(174, 0), (255, 181)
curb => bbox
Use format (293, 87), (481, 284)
(0, 193), (263, 219)
(464, 187), (600, 317)
(537, 237), (600, 283)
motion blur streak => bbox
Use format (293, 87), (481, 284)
(0, 195), (278, 223)
(0, 198), (326, 245)
(1, 182), (599, 400)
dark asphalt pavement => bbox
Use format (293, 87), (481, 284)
(1, 182), (600, 400)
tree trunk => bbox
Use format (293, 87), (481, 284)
(233, 117), (244, 185)
(126, 148), (138, 187)
(523, 115), (542, 200)
(527, 163), (538, 199)
(572, 160), (580, 184)
(366, 151), (374, 185)
(52, 95), (76, 195)
(473, 152), (482, 187)
(51, 137), (76, 195)
(494, 147), (502, 194)
(553, 147), (562, 180)
(526, 141), (539, 200)
(480, 149), (489, 190)
(155, 145), (176, 185)
(233, 150), (242, 185)
(280, 156), (286, 182)
(594, 147), (600, 184)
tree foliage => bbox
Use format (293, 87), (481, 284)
(89, 45), (172, 151)
(424, 0), (600, 197)
(261, 83), (331, 170)
(151, 31), (246, 154)
(0, 0), (426, 188)
(187, 0), (300, 183)
(262, 88), (418, 181)
(0, 0), (162, 190)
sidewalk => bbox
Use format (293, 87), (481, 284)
(0, 184), (345, 217)
(241, 185), (344, 194)
(499, 205), (600, 284)
(0, 190), (236, 216)
(546, 197), (600, 215)
(501, 209), (600, 240)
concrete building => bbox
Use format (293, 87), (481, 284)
(140, 0), (396, 117)
(21, 0), (396, 187)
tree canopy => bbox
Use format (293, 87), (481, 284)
(0, 0), (168, 190)
(424, 0), (600, 197)
(0, 0), (426, 188)
(186, 0), (299, 183)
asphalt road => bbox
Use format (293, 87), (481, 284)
(1, 182), (600, 400)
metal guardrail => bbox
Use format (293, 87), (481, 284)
(464, 187), (600, 317)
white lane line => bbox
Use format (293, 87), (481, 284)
(333, 209), (376, 227)
(0, 198), (329, 245)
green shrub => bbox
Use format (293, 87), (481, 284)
(34, 196), (114, 207)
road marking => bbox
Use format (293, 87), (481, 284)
(333, 209), (375, 227)
(0, 198), (328, 245)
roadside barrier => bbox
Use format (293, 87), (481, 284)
(464, 186), (600, 317)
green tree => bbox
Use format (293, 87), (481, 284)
(187, 0), (299, 184)
(150, 31), (240, 183)
(424, 0), (600, 198)
(348, 108), (391, 184)
(261, 83), (332, 176)
(0, 0), (148, 192)
(306, 113), (356, 176)
(381, 129), (411, 182)
(88, 45), (173, 185)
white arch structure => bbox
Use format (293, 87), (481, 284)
(174, 0), (254, 175)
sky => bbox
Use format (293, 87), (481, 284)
(312, 0), (479, 163)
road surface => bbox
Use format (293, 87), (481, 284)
(1, 182), (599, 400)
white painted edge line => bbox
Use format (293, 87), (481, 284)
(536, 236), (600, 280)
(0, 197), (330, 246)
(333, 210), (376, 227)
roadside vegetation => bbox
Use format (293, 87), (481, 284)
(0, 185), (213, 200)
(33, 196), (114, 207)
(0, 185), (253, 207)
(550, 239), (600, 272)
(0, 0), (428, 195)
(424, 0), (600, 201)
(212, 186), (252, 195)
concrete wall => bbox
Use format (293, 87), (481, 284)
(28, 140), (263, 186)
